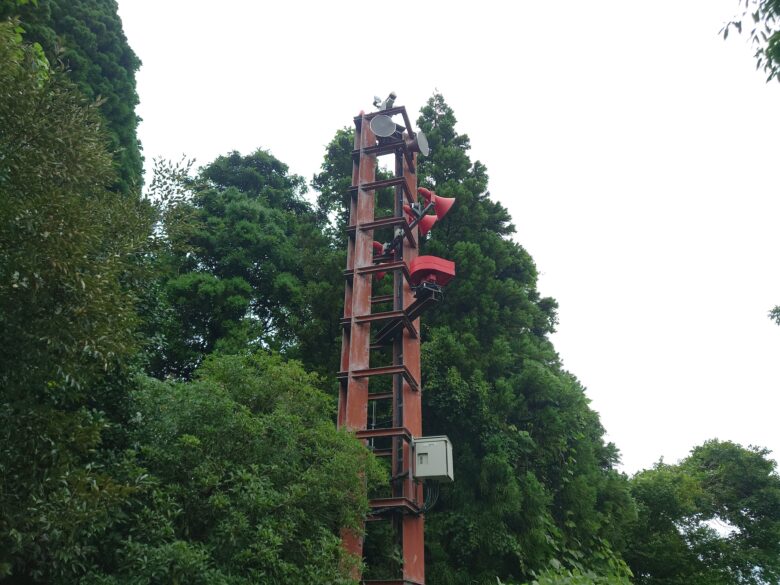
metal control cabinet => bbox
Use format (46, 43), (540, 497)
(413, 436), (454, 482)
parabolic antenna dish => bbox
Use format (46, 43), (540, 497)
(370, 114), (398, 138)
(416, 131), (430, 156)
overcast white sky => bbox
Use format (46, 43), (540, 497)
(117, 0), (780, 475)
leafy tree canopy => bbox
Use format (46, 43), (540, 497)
(723, 0), (780, 82)
(1, 0), (143, 192)
(0, 18), (150, 580)
(80, 352), (383, 585)
(145, 149), (343, 379)
(411, 94), (635, 585)
(310, 94), (636, 585)
(624, 440), (780, 585)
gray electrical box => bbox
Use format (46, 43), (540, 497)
(413, 435), (454, 482)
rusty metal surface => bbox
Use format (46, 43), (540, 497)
(348, 177), (415, 205)
(337, 112), (377, 567)
(399, 150), (425, 584)
(361, 579), (424, 585)
(352, 142), (405, 158)
(346, 217), (417, 248)
(357, 261), (411, 281)
(368, 497), (421, 515)
(350, 176), (408, 193)
(341, 364), (419, 393)
(361, 216), (417, 247)
(357, 105), (407, 121)
(367, 391), (394, 401)
(371, 294), (394, 304)
(354, 310), (417, 338)
(355, 426), (413, 441)
(339, 103), (428, 584)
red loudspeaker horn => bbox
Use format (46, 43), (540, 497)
(373, 241), (387, 281)
(417, 214), (438, 237)
(418, 187), (433, 202)
(404, 201), (438, 236)
(431, 194), (456, 220)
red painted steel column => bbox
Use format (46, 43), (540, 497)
(401, 151), (425, 584)
(338, 114), (376, 563)
(337, 117), (361, 429)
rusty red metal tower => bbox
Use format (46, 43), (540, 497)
(337, 96), (455, 585)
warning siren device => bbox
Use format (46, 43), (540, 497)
(410, 255), (456, 287)
(400, 186), (455, 241)
(404, 204), (438, 237)
(373, 240), (391, 281)
(369, 114), (430, 157)
(370, 92), (430, 156)
(417, 187), (455, 219)
(406, 131), (429, 156)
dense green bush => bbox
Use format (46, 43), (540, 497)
(83, 353), (384, 584)
(0, 18), (148, 580)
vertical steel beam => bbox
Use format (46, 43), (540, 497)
(400, 150), (424, 584)
(338, 113), (376, 562)
(339, 108), (428, 584)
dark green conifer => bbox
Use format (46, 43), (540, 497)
(1, 0), (143, 193)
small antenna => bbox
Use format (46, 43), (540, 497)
(373, 91), (397, 111)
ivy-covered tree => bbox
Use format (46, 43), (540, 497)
(1, 0), (143, 192)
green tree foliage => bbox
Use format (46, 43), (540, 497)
(146, 150), (343, 379)
(624, 440), (780, 585)
(312, 127), (355, 242)
(81, 352), (383, 585)
(0, 19), (150, 580)
(309, 95), (636, 584)
(2, 21), (381, 583)
(1, 0), (143, 192)
(410, 94), (635, 585)
(723, 0), (780, 82)
(514, 568), (632, 585)
(8, 4), (775, 579)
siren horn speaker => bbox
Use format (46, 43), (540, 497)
(417, 214), (438, 237)
(418, 187), (433, 202)
(373, 241), (388, 281)
(431, 194), (456, 220)
(403, 204), (421, 220)
(404, 203), (436, 236)
(409, 255), (456, 287)
(405, 131), (430, 156)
